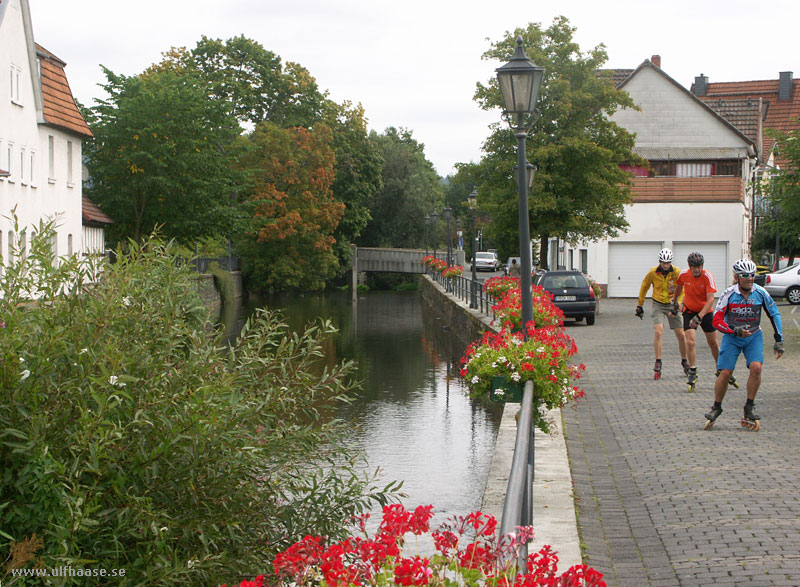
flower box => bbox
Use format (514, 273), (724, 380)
(490, 375), (524, 403)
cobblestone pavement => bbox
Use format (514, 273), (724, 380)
(563, 298), (800, 586)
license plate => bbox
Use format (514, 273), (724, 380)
(555, 295), (576, 301)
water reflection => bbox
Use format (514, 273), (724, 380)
(226, 290), (502, 535)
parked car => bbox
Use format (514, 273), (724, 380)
(534, 270), (597, 325)
(764, 263), (800, 305)
(473, 251), (500, 272)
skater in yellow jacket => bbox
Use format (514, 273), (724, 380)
(635, 248), (688, 379)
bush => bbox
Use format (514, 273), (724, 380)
(0, 223), (396, 585)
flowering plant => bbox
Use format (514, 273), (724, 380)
(586, 276), (602, 299)
(483, 276), (520, 298)
(225, 504), (605, 587)
(491, 285), (564, 332)
(460, 324), (585, 433)
(442, 265), (463, 279)
(422, 255), (448, 273)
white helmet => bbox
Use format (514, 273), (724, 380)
(658, 248), (674, 263)
(732, 258), (757, 275)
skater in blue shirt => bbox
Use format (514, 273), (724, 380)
(704, 259), (784, 431)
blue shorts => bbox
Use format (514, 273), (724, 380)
(717, 331), (763, 371)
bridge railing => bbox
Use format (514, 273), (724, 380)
(427, 270), (499, 322)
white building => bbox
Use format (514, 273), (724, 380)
(0, 0), (102, 267)
(556, 58), (758, 297)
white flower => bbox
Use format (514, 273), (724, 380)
(122, 296), (132, 307)
(187, 559), (200, 569)
(19, 356), (25, 363)
(109, 375), (126, 387)
(491, 362), (498, 369)
(511, 372), (521, 382)
(79, 348), (89, 355)
(160, 526), (168, 532)
(471, 376), (480, 384)
(537, 347), (545, 353)
(20, 369), (30, 381)
(498, 356), (507, 363)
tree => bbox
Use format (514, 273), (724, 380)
(85, 67), (241, 245)
(472, 17), (642, 267)
(358, 127), (444, 249)
(321, 100), (384, 272)
(236, 122), (344, 291)
(752, 124), (800, 263)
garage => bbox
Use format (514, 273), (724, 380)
(672, 242), (729, 295)
(607, 242), (664, 297)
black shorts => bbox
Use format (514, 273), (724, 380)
(682, 310), (715, 333)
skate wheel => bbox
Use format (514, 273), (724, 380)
(687, 384), (695, 393)
(654, 372), (661, 380)
(704, 419), (715, 430)
(740, 418), (760, 432)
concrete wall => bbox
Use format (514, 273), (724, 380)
(418, 274), (494, 349)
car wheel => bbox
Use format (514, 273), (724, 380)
(586, 314), (596, 325)
(787, 286), (800, 305)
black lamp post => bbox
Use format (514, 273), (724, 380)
(431, 212), (439, 264)
(424, 214), (430, 258)
(443, 206), (453, 268)
(496, 36), (545, 338)
(468, 188), (478, 308)
(496, 35), (545, 566)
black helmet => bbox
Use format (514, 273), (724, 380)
(687, 252), (704, 267)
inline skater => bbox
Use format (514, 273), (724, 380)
(673, 252), (737, 391)
(704, 259), (784, 431)
(636, 248), (688, 379)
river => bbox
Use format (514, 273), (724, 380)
(222, 288), (502, 533)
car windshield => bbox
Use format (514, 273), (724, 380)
(476, 253), (494, 260)
(541, 274), (588, 289)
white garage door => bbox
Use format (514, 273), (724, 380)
(608, 242), (664, 297)
(672, 243), (729, 296)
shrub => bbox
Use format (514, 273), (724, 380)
(0, 223), (396, 585)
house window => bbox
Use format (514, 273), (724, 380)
(580, 249), (588, 274)
(48, 135), (55, 182)
(67, 233), (73, 256)
(10, 64), (23, 105)
(7, 231), (15, 263)
(66, 140), (74, 186)
(29, 150), (36, 187)
(0, 138), (4, 180)
(19, 147), (26, 185)
(675, 162), (712, 177)
(7, 142), (14, 183)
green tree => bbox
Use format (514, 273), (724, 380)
(321, 100), (384, 272)
(85, 67), (241, 245)
(236, 122), (344, 291)
(473, 17), (642, 267)
(358, 127), (444, 249)
(753, 124), (800, 262)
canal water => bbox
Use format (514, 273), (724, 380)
(223, 289), (502, 534)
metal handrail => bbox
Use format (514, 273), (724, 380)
(427, 270), (498, 322)
(499, 381), (534, 572)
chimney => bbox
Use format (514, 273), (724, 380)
(779, 71), (793, 101)
(694, 74), (709, 97)
(650, 55), (661, 68)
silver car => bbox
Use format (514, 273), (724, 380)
(764, 262), (800, 305)
(473, 251), (500, 272)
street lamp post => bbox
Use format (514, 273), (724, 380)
(496, 35), (544, 338)
(496, 35), (545, 567)
(468, 189), (478, 308)
(424, 214), (430, 259)
(431, 212), (439, 265)
(443, 206), (453, 268)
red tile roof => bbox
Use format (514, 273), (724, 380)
(695, 78), (800, 168)
(35, 44), (93, 139)
(82, 194), (113, 225)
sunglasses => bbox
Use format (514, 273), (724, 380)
(737, 273), (755, 279)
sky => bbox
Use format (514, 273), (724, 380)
(27, 0), (800, 177)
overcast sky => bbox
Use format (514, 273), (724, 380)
(27, 0), (800, 177)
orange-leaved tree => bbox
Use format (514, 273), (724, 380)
(238, 122), (344, 290)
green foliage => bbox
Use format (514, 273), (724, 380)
(236, 122), (343, 292)
(753, 125), (800, 259)
(0, 222), (396, 585)
(358, 128), (444, 248)
(472, 17), (643, 264)
(85, 66), (243, 247)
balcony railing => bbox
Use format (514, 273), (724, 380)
(632, 176), (744, 203)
